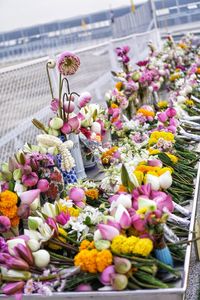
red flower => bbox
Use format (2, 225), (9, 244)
(80, 127), (92, 139)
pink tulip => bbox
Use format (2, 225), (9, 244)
(157, 112), (168, 123)
(14, 244), (33, 265)
(50, 98), (59, 113)
(114, 205), (131, 229)
(7, 256), (30, 271)
(37, 179), (49, 192)
(22, 172), (38, 187)
(98, 224), (119, 241)
(154, 194), (174, 213)
(107, 219), (121, 231)
(167, 125), (176, 133)
(166, 107), (177, 118)
(75, 284), (93, 292)
(2, 281), (25, 296)
(75, 201), (85, 209)
(46, 217), (58, 236)
(17, 204), (30, 219)
(132, 214), (147, 232)
(99, 265), (115, 285)
(56, 212), (70, 225)
(113, 120), (123, 130)
(148, 159), (162, 167)
(78, 92), (92, 108)
(0, 216), (11, 233)
(77, 112), (85, 121)
(20, 189), (40, 205)
(169, 117), (178, 127)
(69, 187), (85, 202)
(63, 101), (75, 113)
(61, 122), (72, 134)
(68, 116), (80, 131)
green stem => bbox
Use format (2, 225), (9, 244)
(46, 63), (54, 100)
(58, 73), (63, 118)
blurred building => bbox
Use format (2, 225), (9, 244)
(154, 0), (200, 28)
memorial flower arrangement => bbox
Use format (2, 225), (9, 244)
(1, 34), (200, 298)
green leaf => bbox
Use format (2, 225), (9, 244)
(121, 164), (129, 188)
(83, 216), (92, 226)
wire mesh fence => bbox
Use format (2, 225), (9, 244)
(0, 29), (161, 163)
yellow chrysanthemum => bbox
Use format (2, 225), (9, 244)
(157, 101), (168, 109)
(137, 108), (155, 118)
(170, 73), (181, 81)
(132, 238), (153, 257)
(120, 236), (139, 255)
(111, 235), (127, 254)
(67, 207), (80, 217)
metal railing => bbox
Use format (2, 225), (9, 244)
(0, 29), (161, 164)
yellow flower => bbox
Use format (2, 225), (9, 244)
(67, 207), (80, 217)
(157, 167), (173, 176)
(185, 99), (194, 107)
(166, 153), (178, 164)
(133, 171), (144, 185)
(96, 250), (113, 272)
(121, 236), (139, 255)
(170, 73), (181, 81)
(148, 149), (160, 155)
(136, 207), (148, 214)
(137, 108), (155, 118)
(111, 235), (127, 254)
(132, 238), (153, 257)
(111, 103), (119, 109)
(115, 82), (123, 91)
(157, 101), (168, 109)
(58, 227), (67, 238)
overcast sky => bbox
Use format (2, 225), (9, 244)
(0, 0), (147, 32)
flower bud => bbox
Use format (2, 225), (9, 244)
(14, 244), (34, 265)
(27, 239), (40, 252)
(33, 249), (50, 268)
(2, 281), (25, 295)
(69, 187), (85, 202)
(37, 179), (49, 192)
(7, 239), (26, 256)
(64, 101), (75, 113)
(7, 257), (30, 271)
(47, 59), (56, 69)
(111, 274), (128, 290)
(91, 122), (101, 134)
(94, 240), (111, 251)
(75, 284), (92, 292)
(49, 117), (64, 130)
(48, 128), (59, 136)
(114, 257), (131, 274)
(99, 265), (115, 285)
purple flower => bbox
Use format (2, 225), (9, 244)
(56, 212), (70, 225)
(157, 111), (168, 123)
(50, 98), (59, 113)
(0, 216), (11, 233)
(22, 172), (38, 187)
(69, 187), (85, 202)
(2, 281), (25, 296)
(137, 60), (149, 67)
(0, 237), (8, 253)
(57, 51), (80, 76)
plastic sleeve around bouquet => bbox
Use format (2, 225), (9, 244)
(69, 133), (87, 179)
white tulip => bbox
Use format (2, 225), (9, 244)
(27, 239), (40, 252)
(33, 250), (50, 268)
(94, 229), (102, 241)
(145, 174), (160, 191)
(30, 197), (40, 211)
(7, 238), (26, 255)
(159, 171), (172, 189)
(138, 196), (157, 211)
(91, 122), (101, 134)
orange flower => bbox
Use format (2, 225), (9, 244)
(0, 190), (18, 208)
(0, 205), (17, 219)
(137, 108), (155, 118)
(115, 82), (123, 91)
(118, 184), (127, 193)
(196, 68), (200, 75)
(79, 240), (95, 251)
(111, 103), (119, 109)
(85, 189), (99, 200)
(10, 215), (20, 227)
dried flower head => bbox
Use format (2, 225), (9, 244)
(58, 51), (80, 76)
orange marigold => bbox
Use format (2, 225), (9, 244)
(96, 250), (113, 272)
(10, 215), (20, 227)
(0, 205), (17, 219)
(137, 108), (155, 118)
(79, 240), (95, 251)
(85, 189), (99, 200)
(115, 82), (123, 91)
(111, 103), (119, 109)
(74, 249), (98, 273)
(0, 190), (18, 208)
